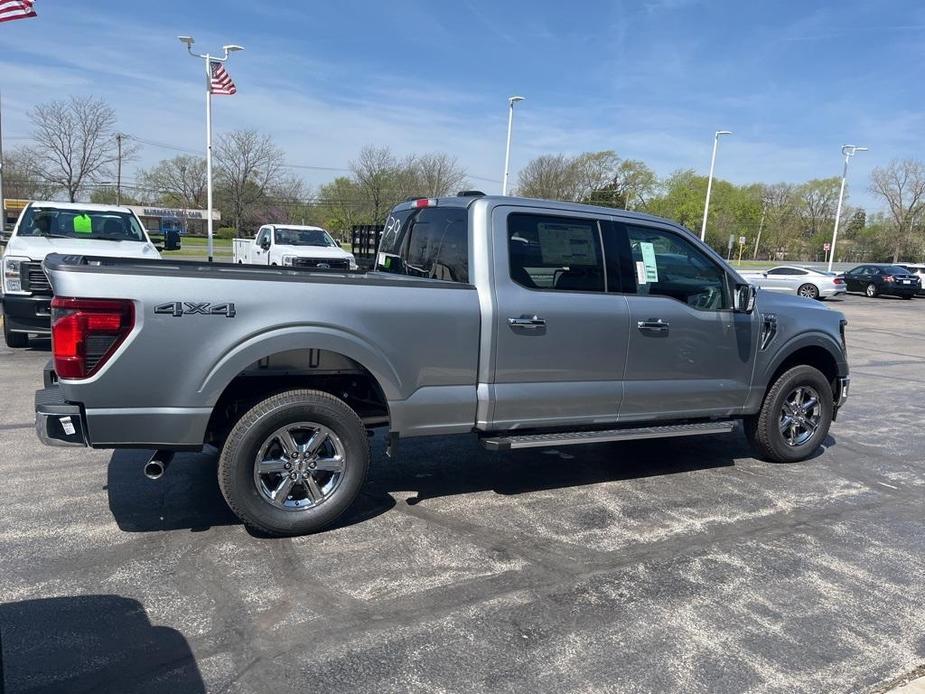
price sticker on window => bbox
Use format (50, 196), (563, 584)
(639, 242), (659, 283)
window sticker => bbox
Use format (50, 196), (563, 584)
(537, 223), (595, 265)
(635, 261), (648, 285)
(639, 241), (659, 283)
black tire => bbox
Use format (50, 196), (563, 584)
(744, 365), (833, 463)
(2, 320), (28, 348)
(218, 389), (369, 536)
(901, 294), (913, 300)
(865, 282), (879, 298)
(797, 283), (819, 300)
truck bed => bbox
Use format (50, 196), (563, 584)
(42, 253), (481, 447)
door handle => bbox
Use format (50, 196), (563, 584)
(508, 315), (546, 329)
(637, 319), (669, 334)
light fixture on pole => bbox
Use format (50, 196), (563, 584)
(827, 144), (868, 272)
(502, 96), (525, 196)
(700, 129), (733, 242)
(179, 35), (244, 262)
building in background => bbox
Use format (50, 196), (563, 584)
(2, 200), (220, 236)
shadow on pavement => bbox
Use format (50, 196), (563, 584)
(0, 595), (204, 693)
(107, 449), (238, 533)
(104, 428), (819, 536)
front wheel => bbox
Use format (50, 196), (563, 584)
(218, 389), (370, 536)
(865, 283), (879, 298)
(745, 365), (833, 463)
(3, 320), (29, 348)
(797, 283), (820, 300)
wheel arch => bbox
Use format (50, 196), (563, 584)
(758, 333), (846, 401)
(199, 327), (400, 445)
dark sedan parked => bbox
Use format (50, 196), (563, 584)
(844, 264), (921, 299)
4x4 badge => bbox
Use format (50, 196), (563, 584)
(154, 302), (236, 318)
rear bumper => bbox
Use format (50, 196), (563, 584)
(1, 293), (53, 334)
(35, 381), (88, 447)
(820, 286), (847, 298)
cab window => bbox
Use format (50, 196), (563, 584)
(623, 224), (729, 311)
(507, 213), (605, 292)
(377, 207), (469, 283)
(256, 228), (270, 247)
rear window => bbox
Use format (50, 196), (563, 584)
(881, 266), (913, 275)
(377, 206), (469, 283)
(18, 206), (146, 242)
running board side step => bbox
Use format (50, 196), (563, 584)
(480, 421), (737, 451)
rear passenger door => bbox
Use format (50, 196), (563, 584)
(612, 221), (756, 420)
(489, 208), (630, 430)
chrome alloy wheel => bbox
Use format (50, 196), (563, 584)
(253, 422), (345, 511)
(798, 284), (818, 299)
(778, 385), (822, 447)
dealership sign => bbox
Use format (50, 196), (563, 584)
(127, 206), (221, 221)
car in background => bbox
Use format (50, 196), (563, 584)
(232, 224), (357, 269)
(898, 263), (925, 295)
(843, 264), (921, 299)
(740, 265), (846, 300)
(1, 201), (170, 348)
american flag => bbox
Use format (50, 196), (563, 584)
(210, 60), (237, 95)
(0, 0), (37, 23)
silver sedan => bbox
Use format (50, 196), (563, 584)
(741, 266), (847, 300)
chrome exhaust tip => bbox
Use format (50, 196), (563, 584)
(143, 460), (165, 480)
(143, 451), (174, 480)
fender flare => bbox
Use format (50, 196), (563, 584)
(758, 330), (847, 387)
(197, 325), (403, 406)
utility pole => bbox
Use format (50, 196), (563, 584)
(828, 144), (868, 272)
(700, 130), (733, 242)
(0, 91), (6, 232)
(116, 133), (123, 205)
(502, 96), (525, 196)
(752, 205), (767, 260)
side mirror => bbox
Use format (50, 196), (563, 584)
(734, 283), (757, 313)
(260, 239), (271, 251)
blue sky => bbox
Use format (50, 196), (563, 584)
(1, 0), (923, 210)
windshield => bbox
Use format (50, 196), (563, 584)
(274, 228), (335, 247)
(18, 206), (146, 242)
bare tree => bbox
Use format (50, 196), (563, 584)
(139, 155), (207, 209)
(27, 96), (125, 202)
(796, 177), (841, 238)
(870, 159), (925, 262)
(516, 154), (582, 201)
(1, 147), (58, 200)
(411, 152), (468, 198)
(214, 129), (286, 232)
(350, 145), (408, 224)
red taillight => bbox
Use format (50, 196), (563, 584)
(412, 198), (436, 208)
(833, 277), (845, 285)
(51, 297), (134, 379)
(884, 275), (895, 283)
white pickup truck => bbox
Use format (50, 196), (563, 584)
(232, 224), (357, 270)
(1, 201), (167, 348)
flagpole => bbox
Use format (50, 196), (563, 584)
(0, 91), (6, 233)
(204, 54), (214, 262)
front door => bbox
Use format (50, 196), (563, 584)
(614, 221), (756, 420)
(489, 208), (630, 430)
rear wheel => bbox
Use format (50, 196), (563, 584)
(2, 320), (28, 348)
(797, 283), (819, 300)
(218, 389), (370, 536)
(745, 365), (833, 463)
(865, 283), (879, 298)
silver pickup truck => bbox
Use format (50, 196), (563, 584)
(34, 194), (849, 536)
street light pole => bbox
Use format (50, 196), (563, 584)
(827, 144), (868, 272)
(502, 96), (524, 196)
(700, 130), (732, 242)
(179, 36), (243, 262)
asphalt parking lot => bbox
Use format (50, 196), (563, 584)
(0, 293), (923, 693)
